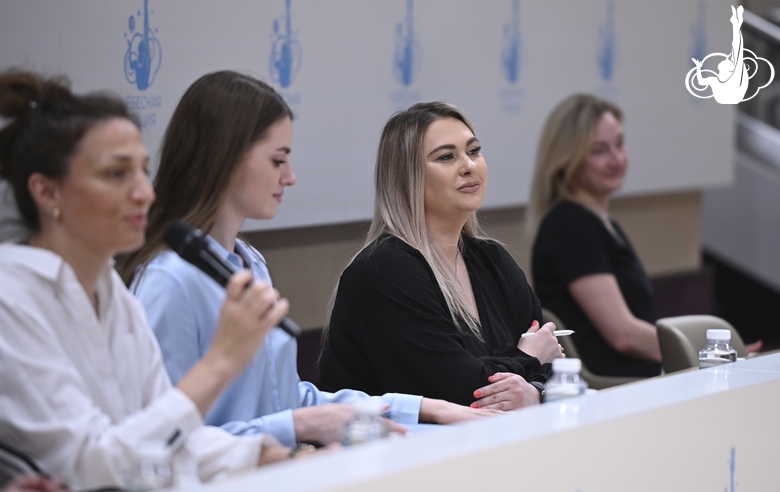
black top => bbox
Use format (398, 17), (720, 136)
(532, 200), (661, 377)
(317, 234), (551, 407)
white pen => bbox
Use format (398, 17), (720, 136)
(521, 329), (575, 339)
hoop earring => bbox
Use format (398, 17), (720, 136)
(52, 207), (61, 220)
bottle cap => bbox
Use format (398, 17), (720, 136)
(552, 358), (581, 373)
(706, 329), (732, 341)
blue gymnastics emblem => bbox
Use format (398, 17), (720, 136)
(123, 0), (162, 91)
(394, 0), (419, 87)
(598, 0), (616, 82)
(269, 0), (302, 89)
(501, 0), (522, 84)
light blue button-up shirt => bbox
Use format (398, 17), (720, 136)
(131, 238), (422, 447)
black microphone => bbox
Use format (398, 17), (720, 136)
(164, 220), (302, 338)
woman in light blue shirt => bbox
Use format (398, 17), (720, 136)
(121, 71), (496, 447)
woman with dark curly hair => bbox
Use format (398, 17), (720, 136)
(0, 70), (294, 490)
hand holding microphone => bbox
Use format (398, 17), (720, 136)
(164, 220), (302, 338)
(165, 221), (295, 416)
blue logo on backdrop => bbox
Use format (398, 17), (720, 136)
(498, 0), (524, 114)
(122, 0), (162, 128)
(692, 1), (707, 64)
(501, 0), (522, 84)
(595, 0), (618, 98)
(394, 0), (419, 87)
(390, 0), (421, 110)
(598, 0), (616, 82)
(123, 0), (162, 91)
(269, 0), (302, 90)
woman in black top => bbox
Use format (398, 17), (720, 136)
(528, 94), (662, 377)
(319, 102), (562, 409)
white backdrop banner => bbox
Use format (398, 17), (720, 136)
(0, 0), (735, 231)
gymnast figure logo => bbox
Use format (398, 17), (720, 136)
(269, 0), (302, 89)
(685, 5), (774, 104)
(124, 0), (162, 91)
(394, 0), (420, 87)
(501, 0), (521, 84)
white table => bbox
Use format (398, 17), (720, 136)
(199, 353), (780, 491)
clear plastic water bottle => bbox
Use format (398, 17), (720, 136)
(698, 329), (737, 369)
(342, 399), (390, 446)
(544, 358), (587, 402)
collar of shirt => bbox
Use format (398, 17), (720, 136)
(0, 243), (115, 315)
(0, 242), (63, 280)
(204, 236), (270, 286)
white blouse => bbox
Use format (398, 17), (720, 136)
(0, 243), (264, 490)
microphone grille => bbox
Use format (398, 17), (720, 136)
(164, 220), (197, 254)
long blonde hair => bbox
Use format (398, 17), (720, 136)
(326, 102), (489, 340)
(526, 94), (622, 242)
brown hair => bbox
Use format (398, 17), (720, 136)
(0, 70), (137, 232)
(120, 70), (292, 284)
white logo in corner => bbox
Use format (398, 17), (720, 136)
(685, 5), (774, 104)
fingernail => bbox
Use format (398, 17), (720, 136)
(474, 391), (481, 397)
(471, 403), (478, 408)
(532, 320), (539, 327)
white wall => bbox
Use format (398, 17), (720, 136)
(704, 146), (780, 291)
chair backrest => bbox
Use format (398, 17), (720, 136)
(655, 315), (747, 374)
(541, 308), (641, 390)
(0, 442), (44, 488)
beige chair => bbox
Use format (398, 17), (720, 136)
(541, 308), (642, 390)
(655, 315), (747, 374)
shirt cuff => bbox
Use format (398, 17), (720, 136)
(160, 387), (204, 439)
(254, 409), (297, 448)
(188, 428), (264, 483)
(380, 393), (423, 424)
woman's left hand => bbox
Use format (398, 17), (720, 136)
(470, 373), (540, 411)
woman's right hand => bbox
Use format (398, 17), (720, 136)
(516, 320), (563, 364)
(292, 404), (407, 446)
(206, 271), (289, 379)
(471, 373), (540, 410)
